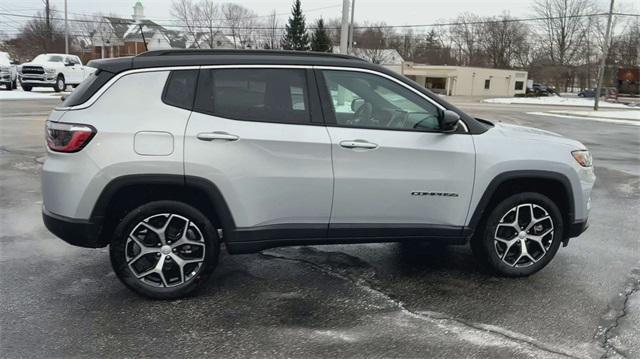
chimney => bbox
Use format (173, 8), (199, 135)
(132, 1), (144, 21)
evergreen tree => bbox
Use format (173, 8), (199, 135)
(311, 18), (332, 52)
(281, 0), (309, 51)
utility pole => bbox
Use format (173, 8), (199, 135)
(45, 0), (51, 43)
(347, 0), (356, 54)
(64, 0), (69, 54)
(594, 0), (615, 111)
(339, 0), (350, 54)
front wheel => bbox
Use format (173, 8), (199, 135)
(471, 192), (563, 277)
(110, 201), (220, 299)
(21, 84), (32, 91)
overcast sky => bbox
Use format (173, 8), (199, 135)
(0, 0), (636, 36)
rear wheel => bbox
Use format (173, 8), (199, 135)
(54, 75), (65, 92)
(110, 200), (220, 299)
(471, 192), (563, 277)
(4, 82), (11, 90)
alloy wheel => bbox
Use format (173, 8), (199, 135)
(494, 203), (554, 268)
(125, 213), (206, 288)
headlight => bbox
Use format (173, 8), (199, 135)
(572, 150), (593, 167)
(45, 68), (56, 74)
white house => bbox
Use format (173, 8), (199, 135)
(388, 62), (528, 97)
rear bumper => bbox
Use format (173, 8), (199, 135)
(42, 207), (105, 248)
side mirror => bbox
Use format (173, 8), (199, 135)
(351, 98), (365, 112)
(439, 110), (460, 132)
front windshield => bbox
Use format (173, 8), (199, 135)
(0, 57), (9, 65)
(33, 54), (63, 63)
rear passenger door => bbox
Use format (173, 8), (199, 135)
(184, 67), (333, 240)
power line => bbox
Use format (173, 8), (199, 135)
(0, 10), (638, 32)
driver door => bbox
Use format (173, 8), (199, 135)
(316, 68), (476, 237)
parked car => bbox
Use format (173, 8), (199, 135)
(0, 51), (18, 90)
(578, 87), (618, 98)
(527, 83), (549, 96)
(42, 50), (595, 299)
(18, 53), (95, 92)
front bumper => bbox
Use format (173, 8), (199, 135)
(42, 207), (105, 248)
(567, 219), (589, 238)
(19, 74), (56, 85)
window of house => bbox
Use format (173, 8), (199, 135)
(515, 81), (524, 90)
(484, 79), (491, 89)
(194, 68), (310, 124)
(322, 70), (441, 131)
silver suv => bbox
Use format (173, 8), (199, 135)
(42, 50), (595, 299)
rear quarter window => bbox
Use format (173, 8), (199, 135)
(162, 70), (198, 110)
(60, 69), (114, 107)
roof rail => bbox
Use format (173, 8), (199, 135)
(136, 49), (366, 61)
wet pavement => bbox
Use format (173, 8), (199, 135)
(0, 98), (638, 358)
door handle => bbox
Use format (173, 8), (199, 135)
(196, 131), (239, 142)
(339, 140), (378, 150)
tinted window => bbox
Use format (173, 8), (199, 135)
(162, 70), (198, 110)
(194, 68), (310, 124)
(61, 70), (114, 107)
(322, 70), (441, 131)
(515, 81), (524, 90)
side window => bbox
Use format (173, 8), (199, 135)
(322, 70), (441, 131)
(194, 68), (310, 124)
(162, 70), (198, 110)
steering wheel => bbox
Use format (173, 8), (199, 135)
(350, 102), (373, 126)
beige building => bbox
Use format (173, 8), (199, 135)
(386, 62), (528, 97)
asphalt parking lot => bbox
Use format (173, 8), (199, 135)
(1, 97), (639, 358)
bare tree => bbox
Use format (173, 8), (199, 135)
(222, 3), (258, 49)
(532, 0), (595, 66)
(199, 0), (221, 48)
(448, 13), (484, 66)
(15, 9), (65, 57)
(480, 13), (530, 68)
(171, 0), (202, 48)
(261, 9), (281, 49)
(354, 23), (395, 64)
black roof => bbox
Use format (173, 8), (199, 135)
(88, 49), (368, 74)
(85, 49), (488, 134)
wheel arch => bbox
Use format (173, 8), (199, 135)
(91, 174), (235, 247)
(468, 170), (574, 240)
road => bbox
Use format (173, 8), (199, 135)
(1, 97), (638, 358)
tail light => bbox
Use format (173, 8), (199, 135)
(45, 121), (96, 153)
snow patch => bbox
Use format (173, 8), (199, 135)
(527, 112), (640, 126)
(483, 96), (635, 109)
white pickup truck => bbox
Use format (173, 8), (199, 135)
(19, 53), (95, 92)
(0, 51), (18, 90)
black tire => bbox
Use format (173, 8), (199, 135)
(54, 74), (65, 92)
(471, 192), (563, 277)
(22, 84), (31, 91)
(4, 82), (11, 90)
(110, 200), (220, 299)
(12, 79), (17, 89)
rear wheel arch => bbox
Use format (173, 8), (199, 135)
(469, 171), (574, 239)
(91, 174), (235, 247)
